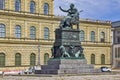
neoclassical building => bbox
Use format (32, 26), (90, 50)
(112, 21), (120, 68)
(0, 0), (111, 71)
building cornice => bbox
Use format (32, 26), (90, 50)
(0, 37), (112, 47)
(0, 10), (111, 26)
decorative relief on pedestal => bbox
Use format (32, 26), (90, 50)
(62, 31), (79, 40)
(51, 44), (85, 59)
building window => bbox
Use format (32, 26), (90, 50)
(0, 24), (5, 37)
(15, 53), (21, 66)
(44, 27), (49, 39)
(115, 48), (118, 58)
(44, 3), (49, 15)
(100, 32), (105, 42)
(118, 62), (120, 67)
(15, 25), (21, 38)
(30, 26), (36, 39)
(118, 47), (120, 58)
(0, 0), (4, 10)
(91, 54), (95, 64)
(44, 53), (49, 65)
(90, 31), (95, 42)
(30, 1), (36, 13)
(15, 0), (21, 12)
(101, 54), (105, 64)
(80, 30), (85, 41)
(30, 53), (36, 66)
(117, 37), (120, 43)
(0, 53), (5, 67)
(117, 31), (120, 34)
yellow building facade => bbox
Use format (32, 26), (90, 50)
(0, 0), (111, 71)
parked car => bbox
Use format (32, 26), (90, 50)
(24, 68), (33, 74)
(3, 70), (23, 75)
(24, 66), (36, 74)
(101, 67), (111, 72)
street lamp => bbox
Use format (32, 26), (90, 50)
(35, 44), (41, 70)
(37, 45), (40, 66)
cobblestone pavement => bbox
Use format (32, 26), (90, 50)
(0, 74), (120, 80)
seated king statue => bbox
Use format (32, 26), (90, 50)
(59, 3), (83, 30)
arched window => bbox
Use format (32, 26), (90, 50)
(44, 27), (49, 39)
(101, 54), (105, 64)
(15, 25), (21, 38)
(15, 53), (21, 66)
(44, 53), (49, 65)
(44, 3), (49, 15)
(30, 26), (36, 39)
(30, 53), (36, 66)
(100, 32), (105, 42)
(30, 1), (36, 13)
(90, 31), (95, 42)
(0, 24), (5, 37)
(91, 54), (95, 64)
(0, 53), (5, 67)
(80, 30), (85, 41)
(15, 0), (21, 11)
(0, 0), (5, 10)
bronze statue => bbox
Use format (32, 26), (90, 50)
(59, 45), (70, 58)
(50, 4), (85, 59)
(59, 3), (83, 29)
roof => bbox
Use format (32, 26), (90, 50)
(112, 21), (120, 28)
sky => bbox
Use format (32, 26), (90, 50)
(54, 0), (120, 22)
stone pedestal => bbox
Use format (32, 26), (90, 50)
(40, 59), (100, 74)
(52, 28), (85, 59)
(39, 28), (100, 74)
